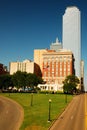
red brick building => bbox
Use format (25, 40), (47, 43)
(42, 49), (74, 86)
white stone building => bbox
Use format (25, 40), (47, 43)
(9, 59), (34, 75)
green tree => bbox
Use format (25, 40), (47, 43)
(12, 71), (27, 89)
(11, 71), (43, 90)
(63, 75), (80, 94)
(0, 74), (12, 90)
(26, 73), (43, 88)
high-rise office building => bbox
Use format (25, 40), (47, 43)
(50, 37), (62, 51)
(63, 6), (81, 78)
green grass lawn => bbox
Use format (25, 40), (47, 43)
(0, 93), (73, 130)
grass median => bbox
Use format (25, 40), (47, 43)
(0, 93), (73, 130)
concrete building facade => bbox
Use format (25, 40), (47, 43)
(9, 59), (34, 75)
(34, 49), (48, 72)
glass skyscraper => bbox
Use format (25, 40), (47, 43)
(63, 6), (81, 78)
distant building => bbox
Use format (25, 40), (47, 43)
(9, 59), (41, 76)
(34, 49), (57, 73)
(36, 49), (75, 91)
(10, 59), (34, 75)
(38, 83), (62, 92)
(63, 6), (81, 78)
(42, 49), (74, 85)
(50, 38), (62, 51)
(34, 49), (48, 72)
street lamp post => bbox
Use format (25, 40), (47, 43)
(31, 93), (33, 106)
(48, 99), (52, 122)
(65, 94), (67, 103)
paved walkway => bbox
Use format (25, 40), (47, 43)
(49, 94), (85, 130)
(0, 96), (24, 130)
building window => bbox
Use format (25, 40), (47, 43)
(68, 72), (70, 75)
(51, 87), (53, 90)
(64, 71), (66, 76)
(60, 71), (62, 76)
(64, 57), (66, 61)
(44, 72), (46, 77)
(56, 71), (58, 76)
(48, 72), (50, 77)
(68, 68), (70, 71)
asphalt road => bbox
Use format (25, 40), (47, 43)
(49, 94), (86, 130)
(0, 96), (24, 130)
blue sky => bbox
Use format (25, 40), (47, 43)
(0, 0), (87, 88)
